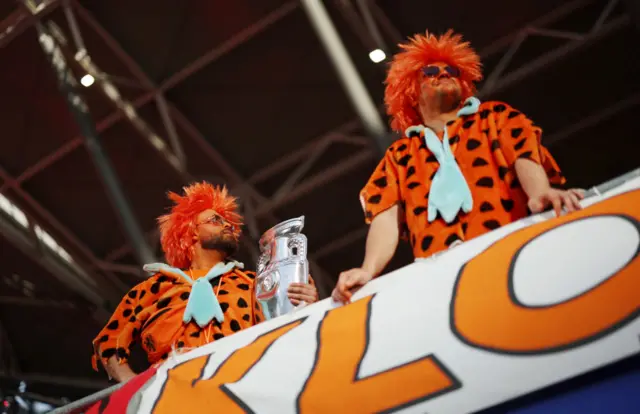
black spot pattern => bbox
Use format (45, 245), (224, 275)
(519, 151), (533, 160)
(407, 129), (420, 138)
(190, 331), (201, 338)
(123, 309), (132, 317)
(466, 139), (481, 150)
(368, 194), (382, 204)
(511, 178), (521, 189)
(180, 292), (190, 301)
(177, 341), (185, 348)
(99, 335), (109, 343)
(156, 297), (171, 309)
(498, 166), (509, 180)
(134, 305), (143, 314)
(237, 298), (249, 308)
(501, 199), (515, 212)
(230, 320), (241, 332)
(373, 177), (387, 188)
(479, 109), (491, 119)
(127, 290), (137, 299)
(449, 135), (460, 145)
(150, 282), (161, 295)
(514, 138), (526, 151)
(397, 144), (407, 151)
(139, 291), (146, 300)
(494, 104), (506, 112)
(107, 320), (119, 330)
(483, 220), (501, 230)
(426, 154), (438, 163)
(491, 140), (500, 151)
(462, 222), (469, 234)
(407, 182), (420, 189)
(430, 171), (437, 181)
(445, 233), (461, 246)
(406, 166), (416, 178)
(472, 157), (489, 167)
(421, 236), (434, 251)
(243, 314), (251, 321)
(220, 302), (229, 313)
(117, 347), (128, 359)
(255, 315), (262, 322)
(476, 177), (494, 188)
(397, 154), (412, 166)
(508, 111), (521, 119)
(213, 333), (225, 340)
(237, 284), (250, 291)
(413, 206), (427, 215)
(445, 216), (460, 227)
(462, 120), (475, 129)
(365, 211), (373, 220)
(101, 348), (117, 359)
(479, 202), (495, 212)
(511, 128), (523, 138)
(129, 316), (136, 323)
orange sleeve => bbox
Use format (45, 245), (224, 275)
(91, 276), (157, 372)
(494, 103), (566, 186)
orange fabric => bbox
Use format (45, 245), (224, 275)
(92, 267), (265, 372)
(359, 101), (566, 259)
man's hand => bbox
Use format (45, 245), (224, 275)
(331, 268), (374, 304)
(288, 282), (318, 306)
(528, 188), (585, 216)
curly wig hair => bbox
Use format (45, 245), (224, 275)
(385, 29), (483, 133)
(157, 182), (243, 269)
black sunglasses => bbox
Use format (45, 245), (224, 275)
(422, 65), (460, 78)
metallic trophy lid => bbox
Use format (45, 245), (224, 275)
(259, 216), (305, 249)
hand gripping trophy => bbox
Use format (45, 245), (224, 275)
(255, 216), (309, 320)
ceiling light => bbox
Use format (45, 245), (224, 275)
(369, 49), (386, 63)
(80, 74), (95, 87)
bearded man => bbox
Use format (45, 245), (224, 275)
(333, 30), (584, 303)
(92, 182), (318, 382)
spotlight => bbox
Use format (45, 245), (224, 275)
(369, 49), (386, 63)
(80, 74), (95, 87)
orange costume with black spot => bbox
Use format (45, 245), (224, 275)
(91, 183), (316, 373)
(360, 30), (566, 259)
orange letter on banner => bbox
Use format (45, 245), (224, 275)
(298, 295), (461, 413)
(452, 189), (640, 354)
(152, 319), (304, 414)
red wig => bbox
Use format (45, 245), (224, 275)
(385, 29), (483, 133)
(157, 182), (243, 269)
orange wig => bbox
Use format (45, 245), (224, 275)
(385, 29), (483, 133)
(157, 182), (243, 269)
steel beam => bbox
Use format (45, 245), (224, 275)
(0, 0), (61, 49)
(0, 371), (111, 391)
(301, 0), (388, 152)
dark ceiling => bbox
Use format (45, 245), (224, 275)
(0, 0), (638, 403)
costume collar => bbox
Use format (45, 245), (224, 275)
(404, 96), (481, 138)
(143, 261), (244, 284)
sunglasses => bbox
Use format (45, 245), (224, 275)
(198, 214), (237, 232)
(422, 65), (460, 78)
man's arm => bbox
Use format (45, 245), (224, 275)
(105, 356), (137, 383)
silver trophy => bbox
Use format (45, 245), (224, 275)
(255, 216), (309, 320)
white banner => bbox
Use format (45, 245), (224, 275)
(132, 176), (640, 414)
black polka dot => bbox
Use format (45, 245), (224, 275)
(407, 130), (420, 138)
(242, 314), (250, 321)
(498, 166), (509, 180)
(99, 334), (109, 343)
(478, 109), (490, 119)
(413, 206), (427, 215)
(150, 282), (161, 294)
(462, 222), (469, 234)
(447, 119), (456, 125)
(421, 236), (434, 251)
(501, 199), (515, 212)
(156, 297), (171, 309)
(418, 143), (427, 151)
(483, 220), (501, 230)
(476, 177), (494, 188)
(180, 292), (190, 300)
(445, 233), (461, 246)
(508, 111), (521, 119)
(132, 328), (140, 339)
(518, 151), (533, 159)
(177, 341), (185, 348)
(479, 202), (495, 212)
(107, 320), (119, 330)
(514, 138), (526, 151)
(230, 320), (241, 332)
(472, 157), (489, 167)
(510, 178), (521, 189)
(373, 177), (387, 188)
(229, 276), (239, 280)
(117, 347), (128, 359)
(426, 154), (437, 163)
(491, 140), (500, 151)
(430, 171), (437, 181)
(407, 182), (420, 189)
(157, 276), (170, 283)
(190, 331), (201, 338)
(237, 298), (248, 308)
(462, 120), (475, 129)
(127, 290), (138, 299)
(445, 216), (460, 227)
(511, 128), (523, 138)
(139, 291), (146, 299)
(160, 353), (169, 360)
(237, 284), (250, 291)
(494, 104), (506, 112)
(213, 333), (225, 340)
(397, 144), (407, 151)
(125, 299), (132, 305)
(134, 305), (143, 314)
(101, 348), (117, 359)
(129, 316), (136, 323)
(449, 135), (460, 145)
(123, 309), (132, 317)
(220, 302), (229, 312)
(466, 139), (481, 150)
(368, 194), (382, 204)
(424, 191), (430, 199)
(406, 166), (416, 178)
(255, 315), (262, 322)
(397, 154), (412, 166)
(255, 302), (260, 310)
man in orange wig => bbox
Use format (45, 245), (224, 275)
(332, 30), (584, 303)
(92, 182), (318, 382)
